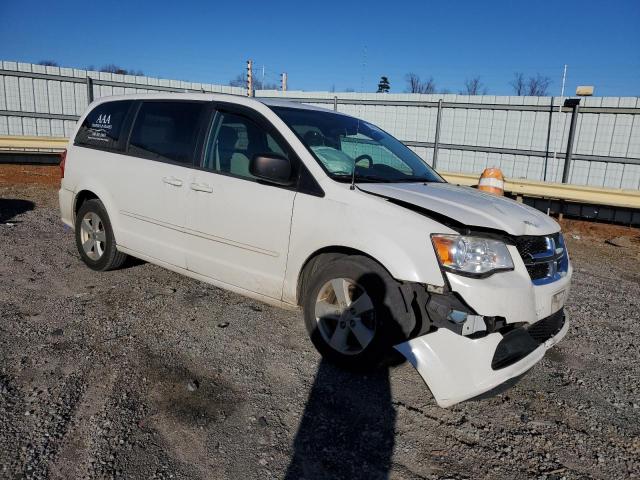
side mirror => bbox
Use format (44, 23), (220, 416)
(249, 154), (293, 186)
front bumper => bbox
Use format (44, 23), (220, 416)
(394, 310), (569, 407)
(445, 245), (572, 325)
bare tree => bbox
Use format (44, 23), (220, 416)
(229, 72), (277, 90)
(510, 72), (526, 95)
(510, 72), (552, 96)
(527, 74), (552, 96)
(100, 64), (144, 76)
(229, 72), (246, 87)
(461, 76), (487, 95)
(406, 73), (419, 92)
(405, 73), (436, 94)
(38, 60), (58, 67)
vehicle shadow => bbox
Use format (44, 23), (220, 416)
(285, 271), (403, 480)
(0, 198), (35, 223)
(284, 360), (395, 480)
(119, 255), (147, 270)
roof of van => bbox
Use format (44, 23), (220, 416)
(87, 92), (338, 114)
(258, 97), (334, 112)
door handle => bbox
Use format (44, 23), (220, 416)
(162, 176), (183, 187)
(190, 182), (213, 193)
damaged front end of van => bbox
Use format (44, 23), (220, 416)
(358, 183), (572, 407)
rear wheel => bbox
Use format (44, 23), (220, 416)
(302, 255), (413, 369)
(75, 199), (127, 271)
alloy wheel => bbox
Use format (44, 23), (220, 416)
(314, 277), (376, 355)
(79, 212), (106, 261)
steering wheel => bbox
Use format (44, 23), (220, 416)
(354, 154), (373, 169)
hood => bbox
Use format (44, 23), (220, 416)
(358, 182), (559, 236)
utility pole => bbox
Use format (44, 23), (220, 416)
(281, 72), (287, 92)
(561, 98), (581, 184)
(551, 64), (568, 166)
(262, 65), (265, 91)
(432, 99), (443, 169)
(246, 59), (253, 97)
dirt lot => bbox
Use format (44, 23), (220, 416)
(1, 170), (639, 479)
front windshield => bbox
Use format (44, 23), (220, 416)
(270, 106), (445, 184)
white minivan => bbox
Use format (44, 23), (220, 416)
(59, 93), (571, 407)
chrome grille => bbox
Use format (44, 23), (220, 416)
(514, 233), (568, 285)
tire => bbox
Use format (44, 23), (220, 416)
(75, 199), (127, 271)
(302, 255), (414, 369)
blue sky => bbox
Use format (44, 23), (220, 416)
(1, 0), (638, 96)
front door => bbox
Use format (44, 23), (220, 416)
(185, 108), (296, 299)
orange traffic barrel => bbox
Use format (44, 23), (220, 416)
(478, 168), (504, 196)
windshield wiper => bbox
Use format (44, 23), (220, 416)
(333, 173), (440, 184)
(332, 173), (393, 183)
(354, 174), (394, 183)
(387, 176), (438, 183)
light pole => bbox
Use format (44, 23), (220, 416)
(561, 98), (581, 184)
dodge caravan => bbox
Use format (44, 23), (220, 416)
(59, 93), (571, 407)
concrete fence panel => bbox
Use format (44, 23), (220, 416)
(1, 61), (639, 189)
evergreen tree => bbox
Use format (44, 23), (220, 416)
(377, 76), (390, 93)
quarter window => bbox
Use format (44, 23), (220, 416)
(203, 112), (289, 179)
(75, 101), (133, 150)
(129, 102), (207, 165)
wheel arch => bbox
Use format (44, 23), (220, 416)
(73, 189), (99, 217)
(295, 246), (395, 306)
(71, 185), (122, 244)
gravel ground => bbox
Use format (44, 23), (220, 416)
(1, 182), (639, 480)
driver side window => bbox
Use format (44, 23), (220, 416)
(203, 112), (288, 180)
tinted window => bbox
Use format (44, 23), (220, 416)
(75, 101), (133, 149)
(203, 112), (288, 179)
(129, 102), (207, 165)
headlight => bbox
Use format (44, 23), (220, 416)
(431, 234), (514, 276)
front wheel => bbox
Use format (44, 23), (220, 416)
(302, 255), (414, 369)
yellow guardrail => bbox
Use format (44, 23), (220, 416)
(442, 172), (640, 209)
(0, 135), (68, 152)
(0, 136), (638, 209)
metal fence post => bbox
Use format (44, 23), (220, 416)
(333, 96), (338, 112)
(543, 96), (554, 181)
(562, 98), (581, 184)
(432, 99), (442, 169)
(86, 76), (94, 103)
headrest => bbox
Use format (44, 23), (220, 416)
(303, 130), (324, 147)
(218, 126), (238, 149)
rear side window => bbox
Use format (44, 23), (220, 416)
(128, 101), (207, 165)
(75, 101), (133, 150)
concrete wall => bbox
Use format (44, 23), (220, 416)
(0, 60), (246, 138)
(1, 61), (639, 189)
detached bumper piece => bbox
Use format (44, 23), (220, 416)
(492, 309), (565, 370)
(394, 309), (569, 408)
